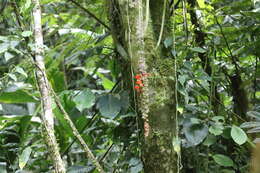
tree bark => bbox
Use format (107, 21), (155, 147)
(108, 0), (177, 172)
(32, 0), (66, 172)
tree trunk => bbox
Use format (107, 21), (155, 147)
(108, 0), (177, 172)
(32, 0), (66, 172)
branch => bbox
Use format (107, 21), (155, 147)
(51, 88), (105, 173)
(214, 16), (240, 73)
(61, 79), (121, 156)
(67, 0), (110, 31)
(32, 0), (66, 172)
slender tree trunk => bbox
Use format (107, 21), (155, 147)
(108, 0), (177, 172)
(32, 0), (66, 172)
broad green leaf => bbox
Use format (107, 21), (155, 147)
(129, 158), (143, 173)
(73, 89), (95, 112)
(97, 94), (121, 119)
(130, 163), (143, 173)
(212, 154), (234, 167)
(183, 118), (208, 146)
(21, 31), (32, 37)
(96, 72), (115, 90)
(231, 125), (247, 145)
(4, 52), (14, 62)
(16, 67), (28, 78)
(197, 0), (205, 8)
(67, 165), (94, 173)
(247, 111), (260, 120)
(240, 122), (260, 128)
(209, 123), (224, 136)
(190, 47), (207, 53)
(221, 169), (235, 173)
(19, 147), (32, 169)
(203, 135), (217, 146)
(20, 0), (32, 14)
(0, 43), (9, 54)
(0, 116), (31, 122)
(0, 162), (6, 173)
(163, 37), (173, 48)
(0, 90), (37, 103)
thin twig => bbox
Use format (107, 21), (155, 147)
(67, 0), (110, 30)
(61, 78), (121, 156)
(214, 16), (240, 73)
(51, 88), (105, 173)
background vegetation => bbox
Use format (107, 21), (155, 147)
(0, 0), (259, 172)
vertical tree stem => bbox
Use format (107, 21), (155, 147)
(32, 0), (66, 172)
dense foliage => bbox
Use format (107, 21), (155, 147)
(0, 0), (259, 172)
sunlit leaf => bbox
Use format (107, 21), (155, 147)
(0, 90), (37, 103)
(197, 0), (205, 8)
(190, 47), (207, 53)
(19, 147), (32, 169)
(231, 125), (247, 145)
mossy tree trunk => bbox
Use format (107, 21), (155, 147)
(108, 0), (177, 172)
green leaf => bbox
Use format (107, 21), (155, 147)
(0, 162), (7, 173)
(212, 154), (234, 167)
(0, 90), (37, 103)
(19, 147), (32, 169)
(20, 0), (32, 14)
(116, 43), (128, 60)
(163, 37), (173, 48)
(203, 135), (217, 146)
(4, 52), (14, 62)
(73, 89), (95, 112)
(190, 47), (207, 53)
(67, 165), (94, 173)
(197, 0), (205, 8)
(183, 118), (208, 146)
(209, 123), (224, 136)
(96, 72), (115, 90)
(21, 31), (32, 37)
(129, 158), (143, 173)
(16, 67), (28, 77)
(97, 94), (122, 119)
(221, 169), (235, 173)
(231, 125), (247, 145)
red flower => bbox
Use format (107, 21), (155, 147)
(135, 74), (142, 79)
(136, 80), (142, 85)
(134, 85), (140, 89)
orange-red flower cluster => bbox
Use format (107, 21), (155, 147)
(134, 73), (149, 92)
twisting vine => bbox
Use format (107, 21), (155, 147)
(172, 2), (182, 172)
(144, 0), (150, 33)
(155, 0), (167, 49)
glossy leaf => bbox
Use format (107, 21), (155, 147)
(19, 147), (32, 169)
(73, 89), (95, 112)
(231, 125), (247, 145)
(97, 94), (122, 119)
